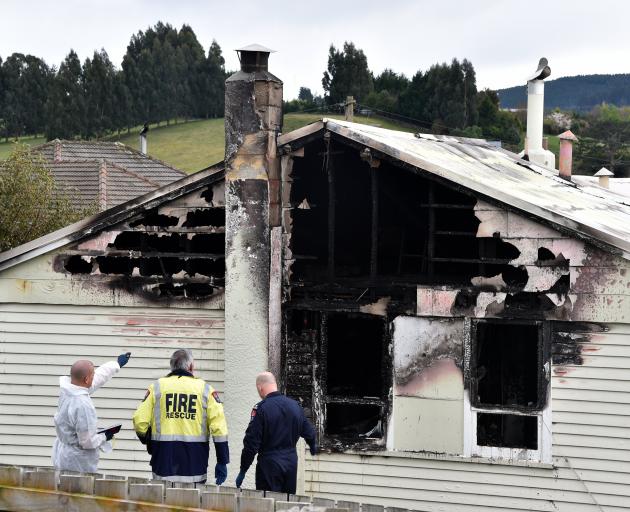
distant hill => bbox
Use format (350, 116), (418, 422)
(497, 74), (630, 111)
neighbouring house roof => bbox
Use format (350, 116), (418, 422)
(47, 159), (162, 211)
(35, 139), (186, 210)
(3, 118), (630, 270)
(571, 176), (630, 200)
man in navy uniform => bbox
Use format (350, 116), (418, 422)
(235, 372), (317, 494)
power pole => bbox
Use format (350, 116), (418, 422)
(345, 96), (355, 122)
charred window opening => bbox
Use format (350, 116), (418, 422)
(326, 403), (383, 438)
(145, 234), (184, 252)
(477, 413), (537, 450)
(469, 319), (549, 454)
(183, 208), (225, 228)
(502, 265), (529, 289)
(326, 313), (384, 397)
(201, 186), (214, 203)
(287, 140), (521, 289)
(64, 255), (94, 274)
(130, 212), (178, 228)
(474, 322), (541, 409)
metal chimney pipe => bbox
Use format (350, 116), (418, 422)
(139, 123), (149, 155)
(558, 130), (578, 181)
(524, 58), (555, 168)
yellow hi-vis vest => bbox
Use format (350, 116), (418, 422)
(133, 373), (229, 482)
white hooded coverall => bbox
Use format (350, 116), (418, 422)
(52, 361), (120, 473)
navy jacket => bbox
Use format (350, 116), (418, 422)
(240, 391), (316, 473)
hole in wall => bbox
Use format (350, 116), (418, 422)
(96, 256), (134, 275)
(182, 208), (225, 228)
(130, 212), (179, 228)
(64, 255), (93, 274)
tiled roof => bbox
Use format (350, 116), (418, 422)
(34, 140), (186, 209)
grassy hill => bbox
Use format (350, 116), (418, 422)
(0, 113), (416, 173)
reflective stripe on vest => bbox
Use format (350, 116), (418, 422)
(151, 377), (209, 442)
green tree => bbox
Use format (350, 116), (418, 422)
(202, 40), (226, 118)
(0, 144), (94, 251)
(83, 49), (117, 137)
(45, 50), (86, 140)
(322, 42), (373, 104)
(298, 87), (314, 103)
(574, 104), (630, 176)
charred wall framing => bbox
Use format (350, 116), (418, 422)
(55, 181), (226, 302)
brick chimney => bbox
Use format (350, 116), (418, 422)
(223, 44), (282, 479)
(558, 130), (578, 181)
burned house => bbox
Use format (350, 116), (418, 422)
(0, 49), (629, 511)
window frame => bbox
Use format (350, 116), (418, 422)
(463, 318), (552, 463)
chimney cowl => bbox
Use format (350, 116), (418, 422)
(558, 130), (578, 142)
(236, 44), (275, 73)
(594, 167), (614, 189)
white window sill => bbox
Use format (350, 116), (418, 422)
(310, 448), (554, 469)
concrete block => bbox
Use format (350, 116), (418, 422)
(59, 474), (95, 494)
(129, 483), (164, 503)
(172, 481), (195, 489)
(290, 495), (311, 503)
(220, 485), (240, 494)
(238, 495), (275, 512)
(23, 470), (57, 491)
(336, 501), (360, 512)
(166, 487), (201, 508)
(242, 488), (265, 497)
(276, 501), (306, 512)
(384, 508), (408, 512)
(149, 479), (168, 489)
(266, 491), (289, 501)
(312, 498), (336, 508)
(201, 483), (219, 493)
(127, 476), (150, 485)
(0, 466), (22, 486)
(202, 492), (237, 511)
(102, 474), (127, 480)
(94, 478), (128, 499)
(363, 505), (384, 512)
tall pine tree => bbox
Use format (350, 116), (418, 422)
(45, 50), (85, 140)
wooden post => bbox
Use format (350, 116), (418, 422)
(345, 96), (355, 122)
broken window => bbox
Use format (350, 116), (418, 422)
(467, 319), (550, 461)
(285, 309), (389, 447)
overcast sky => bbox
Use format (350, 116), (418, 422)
(1, 0), (628, 99)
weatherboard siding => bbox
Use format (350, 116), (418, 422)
(0, 303), (224, 478)
(304, 323), (630, 512)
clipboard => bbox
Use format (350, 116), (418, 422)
(97, 424), (122, 436)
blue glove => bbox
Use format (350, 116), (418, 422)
(235, 470), (246, 488)
(215, 463), (227, 485)
(310, 444), (318, 456)
(105, 430), (115, 441)
(117, 352), (131, 367)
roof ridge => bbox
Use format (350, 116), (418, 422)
(102, 160), (163, 187)
(111, 140), (187, 175)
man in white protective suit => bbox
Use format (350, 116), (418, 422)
(52, 353), (131, 473)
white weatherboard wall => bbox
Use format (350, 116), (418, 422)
(0, 303), (224, 477)
(304, 323), (630, 512)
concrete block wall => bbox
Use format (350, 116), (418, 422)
(0, 464), (421, 512)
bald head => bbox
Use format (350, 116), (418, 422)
(71, 360), (95, 388)
(256, 372), (278, 399)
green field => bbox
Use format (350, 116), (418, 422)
(0, 114), (416, 173)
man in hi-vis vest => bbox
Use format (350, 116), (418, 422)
(133, 349), (229, 484)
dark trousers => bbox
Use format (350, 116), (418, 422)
(255, 451), (298, 494)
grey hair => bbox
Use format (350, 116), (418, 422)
(170, 349), (194, 371)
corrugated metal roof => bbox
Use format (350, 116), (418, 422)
(316, 119), (630, 259)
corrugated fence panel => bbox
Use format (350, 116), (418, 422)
(305, 324), (630, 512)
(0, 303), (224, 478)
